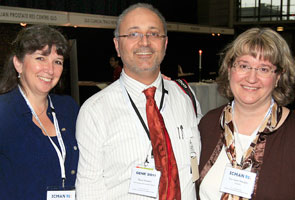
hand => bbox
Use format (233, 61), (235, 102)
(161, 74), (171, 80)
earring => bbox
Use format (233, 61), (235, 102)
(18, 73), (21, 78)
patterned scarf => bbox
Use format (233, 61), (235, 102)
(196, 101), (282, 200)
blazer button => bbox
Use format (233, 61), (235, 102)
(71, 170), (76, 175)
(73, 146), (78, 151)
(61, 128), (66, 131)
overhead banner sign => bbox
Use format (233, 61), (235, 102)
(210, 27), (234, 35)
(0, 6), (68, 25)
(68, 12), (117, 29)
(166, 23), (178, 32)
(0, 6), (234, 35)
(178, 24), (210, 33)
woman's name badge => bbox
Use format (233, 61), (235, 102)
(129, 166), (161, 198)
(47, 186), (75, 200)
(220, 167), (256, 199)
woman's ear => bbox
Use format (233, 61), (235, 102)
(13, 56), (23, 74)
(275, 73), (281, 87)
(228, 67), (231, 81)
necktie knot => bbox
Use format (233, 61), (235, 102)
(143, 86), (156, 100)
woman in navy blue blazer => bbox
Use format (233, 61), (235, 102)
(0, 25), (79, 200)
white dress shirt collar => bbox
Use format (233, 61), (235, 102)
(121, 69), (163, 100)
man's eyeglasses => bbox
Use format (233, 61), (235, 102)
(117, 32), (166, 41)
(232, 61), (278, 78)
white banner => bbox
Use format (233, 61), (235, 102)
(68, 12), (117, 29)
(0, 6), (68, 25)
(0, 5), (234, 35)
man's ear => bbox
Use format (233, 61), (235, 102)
(13, 56), (23, 74)
(164, 36), (168, 50)
(113, 37), (121, 57)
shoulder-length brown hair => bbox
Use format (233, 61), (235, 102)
(217, 27), (295, 106)
(0, 24), (68, 94)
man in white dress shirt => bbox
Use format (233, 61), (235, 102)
(75, 3), (202, 199)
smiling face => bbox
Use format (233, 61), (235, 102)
(113, 7), (167, 84)
(14, 45), (64, 98)
(229, 54), (280, 108)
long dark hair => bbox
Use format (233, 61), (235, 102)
(0, 24), (68, 94)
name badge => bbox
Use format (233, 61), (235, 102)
(220, 167), (256, 199)
(129, 166), (161, 198)
(191, 156), (199, 182)
(47, 186), (75, 200)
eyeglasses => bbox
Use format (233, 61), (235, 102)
(232, 62), (278, 78)
(117, 32), (166, 41)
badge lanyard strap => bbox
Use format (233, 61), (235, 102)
(127, 78), (167, 140)
(144, 144), (153, 167)
(231, 98), (274, 164)
(119, 78), (167, 163)
(232, 98), (274, 131)
(18, 85), (67, 187)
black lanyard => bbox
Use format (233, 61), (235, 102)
(127, 79), (167, 140)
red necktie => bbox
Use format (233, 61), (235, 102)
(143, 87), (181, 200)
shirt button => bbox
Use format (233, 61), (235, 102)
(73, 146), (78, 151)
(71, 170), (76, 175)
